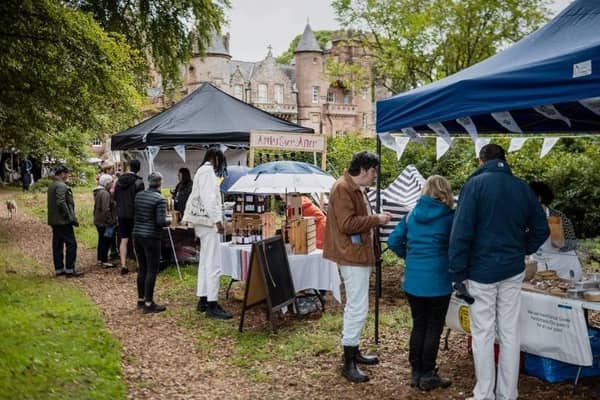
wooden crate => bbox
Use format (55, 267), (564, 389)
(288, 217), (316, 254)
(286, 194), (303, 221)
(232, 212), (276, 239)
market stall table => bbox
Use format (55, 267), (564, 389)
(219, 241), (342, 303)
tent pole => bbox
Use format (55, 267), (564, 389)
(375, 135), (383, 345)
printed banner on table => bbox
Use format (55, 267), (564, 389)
(446, 292), (592, 366)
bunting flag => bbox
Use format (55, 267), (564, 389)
(491, 111), (523, 133)
(534, 105), (572, 128)
(427, 122), (452, 145)
(436, 137), (452, 160)
(579, 97), (600, 116)
(110, 151), (121, 163)
(540, 137), (560, 158)
(475, 138), (491, 158)
(146, 146), (160, 173)
(401, 127), (424, 143)
(456, 116), (478, 142)
(174, 144), (186, 163)
(508, 137), (527, 152)
(379, 132), (410, 160)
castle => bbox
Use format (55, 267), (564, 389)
(146, 23), (390, 137)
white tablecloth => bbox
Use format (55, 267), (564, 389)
(219, 242), (342, 302)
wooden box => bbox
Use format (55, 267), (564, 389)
(232, 212), (276, 239)
(288, 217), (316, 254)
(286, 194), (303, 221)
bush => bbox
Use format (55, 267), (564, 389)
(30, 177), (53, 193)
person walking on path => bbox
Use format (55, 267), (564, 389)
(133, 172), (172, 313)
(93, 174), (117, 268)
(47, 165), (82, 277)
(323, 151), (392, 383)
(182, 148), (232, 320)
(449, 144), (549, 400)
(388, 175), (455, 391)
(114, 159), (144, 274)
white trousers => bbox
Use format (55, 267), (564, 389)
(468, 272), (524, 400)
(194, 225), (221, 302)
(339, 265), (371, 347)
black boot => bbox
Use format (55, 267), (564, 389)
(418, 368), (451, 391)
(341, 346), (369, 383)
(410, 368), (421, 387)
(355, 347), (379, 365)
(196, 296), (207, 313)
(206, 302), (233, 320)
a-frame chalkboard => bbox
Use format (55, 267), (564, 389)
(238, 236), (296, 332)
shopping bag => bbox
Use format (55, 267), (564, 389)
(104, 226), (115, 238)
(548, 215), (564, 248)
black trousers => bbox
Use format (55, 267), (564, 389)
(51, 224), (77, 272)
(406, 293), (451, 373)
(95, 225), (112, 262)
(134, 237), (161, 303)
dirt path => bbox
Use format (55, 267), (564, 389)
(0, 190), (597, 399)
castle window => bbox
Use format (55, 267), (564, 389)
(274, 84), (283, 104)
(312, 86), (320, 104)
(327, 91), (336, 103)
(343, 94), (352, 104)
(258, 84), (268, 103)
(362, 87), (368, 100)
(92, 137), (102, 147)
(234, 84), (244, 100)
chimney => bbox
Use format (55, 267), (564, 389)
(223, 32), (230, 53)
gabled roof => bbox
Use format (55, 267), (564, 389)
(111, 83), (314, 150)
(295, 23), (322, 53)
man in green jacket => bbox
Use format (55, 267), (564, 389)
(47, 166), (83, 277)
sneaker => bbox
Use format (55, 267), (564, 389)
(143, 302), (166, 314)
(55, 270), (66, 277)
(206, 303), (233, 320)
(101, 262), (116, 268)
(137, 300), (145, 309)
(418, 368), (451, 391)
(120, 267), (129, 275)
(66, 271), (84, 278)
(96, 261), (102, 266)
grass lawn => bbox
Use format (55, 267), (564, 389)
(0, 231), (126, 399)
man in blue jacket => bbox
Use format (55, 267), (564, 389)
(449, 144), (549, 400)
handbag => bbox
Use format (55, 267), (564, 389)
(548, 215), (564, 248)
(104, 226), (115, 238)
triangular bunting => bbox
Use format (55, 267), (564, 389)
(379, 132), (410, 160)
(146, 146), (160, 173)
(456, 116), (478, 143)
(508, 137), (527, 153)
(394, 137), (410, 160)
(401, 127), (424, 144)
(540, 137), (560, 158)
(579, 97), (600, 116)
(475, 138), (491, 158)
(436, 137), (452, 160)
(174, 144), (186, 163)
(534, 105), (571, 128)
(427, 122), (452, 145)
(491, 111), (522, 133)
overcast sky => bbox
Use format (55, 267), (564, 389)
(225, 0), (574, 62)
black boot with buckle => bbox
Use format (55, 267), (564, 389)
(341, 346), (369, 383)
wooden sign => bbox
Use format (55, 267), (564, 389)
(250, 131), (326, 152)
(238, 236), (296, 332)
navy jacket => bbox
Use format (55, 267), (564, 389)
(132, 188), (170, 240)
(449, 160), (549, 284)
(388, 195), (454, 297)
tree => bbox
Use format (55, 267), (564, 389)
(276, 30), (334, 64)
(0, 0), (142, 161)
(68, 0), (229, 90)
(332, 0), (551, 93)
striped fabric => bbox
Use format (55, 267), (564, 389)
(368, 165), (425, 242)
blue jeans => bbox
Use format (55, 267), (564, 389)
(340, 265), (371, 346)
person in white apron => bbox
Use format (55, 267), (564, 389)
(529, 181), (582, 281)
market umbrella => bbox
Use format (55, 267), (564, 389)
(221, 165), (250, 193)
(227, 161), (335, 194)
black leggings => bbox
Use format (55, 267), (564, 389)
(406, 293), (451, 373)
(134, 237), (161, 303)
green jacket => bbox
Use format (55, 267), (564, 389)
(47, 179), (77, 226)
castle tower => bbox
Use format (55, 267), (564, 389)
(294, 22), (325, 133)
(184, 31), (232, 94)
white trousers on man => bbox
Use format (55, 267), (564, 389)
(468, 271), (524, 400)
(194, 225), (221, 302)
(339, 265), (371, 346)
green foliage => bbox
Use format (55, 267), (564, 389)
(0, 0), (142, 159)
(276, 30), (334, 64)
(68, 0), (229, 90)
(332, 0), (551, 92)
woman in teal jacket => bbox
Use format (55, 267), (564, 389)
(388, 175), (454, 392)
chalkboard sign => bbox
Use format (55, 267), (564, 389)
(239, 236), (296, 332)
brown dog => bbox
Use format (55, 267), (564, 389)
(6, 200), (17, 219)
